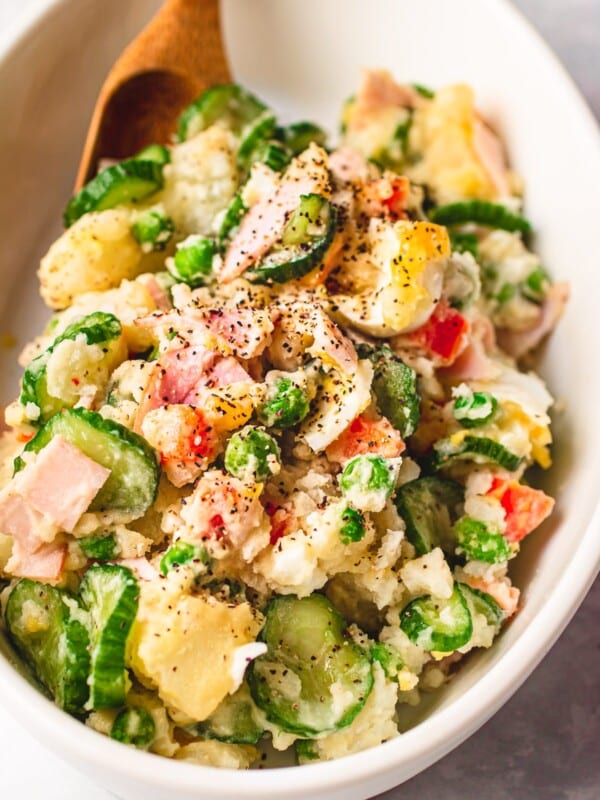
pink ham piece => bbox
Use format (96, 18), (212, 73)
(497, 282), (570, 360)
(473, 117), (510, 199)
(198, 307), (274, 359)
(329, 146), (370, 184)
(136, 274), (173, 311)
(7, 538), (66, 583)
(220, 144), (331, 282)
(441, 313), (500, 382)
(351, 70), (420, 122)
(308, 307), (358, 374)
(16, 435), (110, 533)
(0, 492), (65, 581)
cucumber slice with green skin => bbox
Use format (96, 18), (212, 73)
(168, 236), (216, 287)
(248, 594), (373, 736)
(453, 390), (497, 428)
(295, 739), (319, 763)
(131, 210), (174, 252)
(159, 541), (209, 576)
(111, 706), (155, 749)
(248, 194), (337, 285)
(356, 344), (420, 438)
(79, 533), (119, 561)
(218, 194), (247, 248)
(237, 110), (277, 168)
(177, 84), (268, 142)
(454, 516), (511, 563)
(251, 140), (291, 172)
(429, 200), (531, 235)
(434, 435), (523, 472)
(400, 583), (473, 652)
(339, 506), (366, 544)
(412, 83), (436, 99)
(20, 311), (122, 425)
(15, 409), (159, 518)
(194, 684), (264, 745)
(370, 642), (403, 680)
(80, 565), (139, 709)
(450, 231), (479, 258)
(63, 160), (164, 227)
(134, 143), (171, 165)
(276, 122), (328, 156)
(394, 477), (464, 556)
(5, 580), (90, 713)
(458, 583), (505, 630)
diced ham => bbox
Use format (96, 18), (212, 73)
(206, 356), (252, 387)
(326, 413), (405, 464)
(180, 470), (266, 549)
(497, 282), (570, 360)
(352, 70), (419, 123)
(6, 539), (66, 583)
(136, 274), (173, 311)
(220, 144), (331, 282)
(16, 436), (110, 533)
(308, 307), (358, 374)
(329, 146), (370, 184)
(199, 307), (274, 359)
(473, 117), (510, 199)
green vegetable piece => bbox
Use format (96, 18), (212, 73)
(521, 266), (550, 304)
(248, 595), (373, 736)
(458, 583), (505, 630)
(5, 580), (90, 713)
(257, 378), (310, 429)
(20, 311), (123, 425)
(296, 739), (320, 763)
(429, 200), (531, 234)
(356, 343), (420, 438)
(218, 193), (247, 247)
(412, 83), (436, 99)
(249, 194), (336, 284)
(177, 83), (268, 142)
(400, 583), (473, 652)
(434, 434), (523, 472)
(80, 565), (139, 709)
(250, 140), (291, 172)
(370, 642), (403, 680)
(159, 541), (209, 576)
(238, 110), (277, 167)
(394, 476), (464, 556)
(131, 210), (175, 251)
(111, 706), (155, 749)
(80, 533), (119, 561)
(454, 517), (511, 564)
(339, 454), (396, 507)
(168, 236), (216, 287)
(339, 506), (366, 544)
(453, 389), (497, 428)
(224, 426), (281, 482)
(496, 282), (516, 304)
(64, 160), (164, 227)
(278, 121), (328, 156)
(134, 143), (171, 165)
(195, 684), (264, 744)
(16, 409), (159, 518)
(450, 231), (479, 258)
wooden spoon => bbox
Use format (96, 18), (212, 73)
(75, 0), (231, 189)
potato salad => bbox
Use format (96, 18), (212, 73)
(0, 71), (567, 768)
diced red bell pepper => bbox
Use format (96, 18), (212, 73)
(406, 300), (470, 365)
(487, 478), (555, 543)
(326, 413), (405, 463)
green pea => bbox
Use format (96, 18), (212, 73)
(131, 210), (174, 252)
(339, 507), (366, 544)
(168, 236), (216, 287)
(454, 517), (511, 563)
(224, 426), (281, 482)
(79, 533), (118, 561)
(340, 455), (395, 500)
(258, 378), (310, 429)
(160, 541), (209, 576)
(110, 706), (155, 749)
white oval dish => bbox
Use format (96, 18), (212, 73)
(0, 1), (599, 798)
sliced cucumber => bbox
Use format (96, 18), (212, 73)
(16, 408), (159, 518)
(111, 705), (155, 749)
(458, 583), (505, 631)
(20, 311), (122, 425)
(5, 580), (90, 713)
(80, 565), (139, 709)
(134, 143), (171, 165)
(218, 193), (247, 248)
(248, 595), (373, 736)
(450, 231), (479, 258)
(356, 344), (420, 438)
(429, 200), (531, 235)
(394, 477), (464, 556)
(159, 541), (209, 576)
(168, 235), (216, 287)
(434, 435), (523, 472)
(453, 390), (497, 429)
(251, 140), (291, 172)
(400, 583), (472, 652)
(64, 160), (164, 227)
(412, 83), (435, 99)
(195, 684), (264, 745)
(79, 533), (119, 561)
(238, 110), (277, 167)
(177, 84), (268, 142)
(248, 194), (337, 285)
(131, 209), (174, 252)
(370, 642), (403, 680)
(277, 121), (328, 156)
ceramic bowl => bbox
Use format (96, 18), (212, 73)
(0, 1), (598, 798)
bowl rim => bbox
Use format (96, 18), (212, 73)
(0, 0), (599, 796)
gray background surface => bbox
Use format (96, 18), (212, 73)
(0, 1), (598, 798)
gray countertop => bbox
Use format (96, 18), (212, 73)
(0, 2), (598, 799)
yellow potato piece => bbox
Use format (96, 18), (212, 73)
(127, 578), (261, 722)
